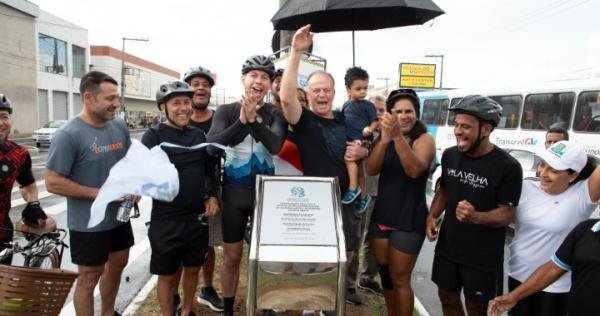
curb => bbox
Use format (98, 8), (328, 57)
(122, 275), (158, 316)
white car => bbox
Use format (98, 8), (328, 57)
(31, 120), (68, 148)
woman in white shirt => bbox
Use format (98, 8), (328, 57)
(507, 140), (600, 316)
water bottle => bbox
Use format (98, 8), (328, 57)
(116, 195), (133, 222)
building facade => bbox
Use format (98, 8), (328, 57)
(90, 46), (179, 128)
(0, 0), (38, 135)
(36, 10), (88, 128)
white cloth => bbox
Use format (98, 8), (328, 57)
(508, 179), (596, 293)
(88, 139), (179, 228)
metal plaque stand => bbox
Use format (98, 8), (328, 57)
(247, 176), (346, 315)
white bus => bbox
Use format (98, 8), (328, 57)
(418, 81), (600, 170)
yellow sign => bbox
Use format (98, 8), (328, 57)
(400, 63), (436, 77)
(400, 76), (435, 89)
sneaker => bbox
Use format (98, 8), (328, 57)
(358, 278), (384, 295)
(172, 294), (181, 312)
(302, 310), (316, 316)
(345, 288), (362, 305)
(319, 311), (335, 316)
(196, 286), (224, 312)
(262, 309), (277, 316)
(355, 195), (372, 215)
(342, 187), (361, 204)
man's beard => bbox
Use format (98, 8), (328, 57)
(192, 102), (208, 110)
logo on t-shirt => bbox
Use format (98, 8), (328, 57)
(88, 137), (125, 154)
(446, 168), (488, 189)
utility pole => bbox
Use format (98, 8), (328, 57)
(377, 77), (390, 95)
(121, 37), (149, 122)
(425, 54), (444, 89)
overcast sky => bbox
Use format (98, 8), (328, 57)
(33, 0), (600, 105)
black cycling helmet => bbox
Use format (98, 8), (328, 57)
(182, 66), (215, 87)
(448, 95), (502, 127)
(241, 55), (275, 79)
(273, 68), (284, 79)
(386, 88), (420, 117)
(0, 93), (13, 114)
(155, 81), (194, 110)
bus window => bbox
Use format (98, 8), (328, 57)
(489, 95), (522, 129)
(422, 98), (449, 126)
(446, 97), (463, 126)
(574, 90), (600, 133)
(520, 92), (575, 130)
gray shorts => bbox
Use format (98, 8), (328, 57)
(208, 213), (223, 246)
(369, 223), (425, 255)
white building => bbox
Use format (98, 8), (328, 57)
(36, 10), (88, 128)
(90, 46), (179, 127)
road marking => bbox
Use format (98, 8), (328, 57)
(11, 191), (53, 207)
(122, 275), (158, 316)
(44, 201), (66, 215)
(11, 180), (45, 193)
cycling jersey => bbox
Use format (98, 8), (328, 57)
(207, 102), (286, 189)
(0, 140), (35, 240)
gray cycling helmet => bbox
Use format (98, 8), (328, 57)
(0, 93), (12, 114)
(241, 55), (275, 78)
(448, 95), (502, 127)
(182, 66), (214, 86)
(155, 81), (194, 110)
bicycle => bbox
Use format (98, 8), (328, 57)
(0, 225), (68, 268)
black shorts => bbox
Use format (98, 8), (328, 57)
(221, 187), (254, 243)
(431, 253), (501, 302)
(148, 219), (208, 275)
(369, 223), (425, 255)
(70, 222), (134, 266)
(508, 277), (568, 316)
(342, 203), (361, 252)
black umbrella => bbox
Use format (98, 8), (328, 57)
(272, 0), (445, 66)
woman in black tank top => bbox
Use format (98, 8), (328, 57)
(365, 89), (436, 316)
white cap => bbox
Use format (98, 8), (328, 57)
(536, 140), (587, 172)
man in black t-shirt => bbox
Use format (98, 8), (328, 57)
(426, 95), (522, 315)
(141, 81), (218, 316)
(181, 65), (224, 312)
(279, 25), (370, 310)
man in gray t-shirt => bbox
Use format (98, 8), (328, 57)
(45, 71), (133, 316)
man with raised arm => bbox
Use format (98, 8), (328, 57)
(279, 25), (369, 314)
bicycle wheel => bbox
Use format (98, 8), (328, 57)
(28, 245), (60, 268)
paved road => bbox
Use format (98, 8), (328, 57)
(9, 132), (152, 315)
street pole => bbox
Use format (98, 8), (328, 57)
(377, 77), (390, 96)
(425, 54), (444, 89)
(120, 37), (149, 123)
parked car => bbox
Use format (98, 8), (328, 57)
(31, 120), (68, 148)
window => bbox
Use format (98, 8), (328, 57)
(489, 95), (522, 129)
(520, 92), (575, 130)
(573, 90), (600, 133)
(422, 98), (449, 126)
(72, 45), (86, 78)
(38, 33), (67, 75)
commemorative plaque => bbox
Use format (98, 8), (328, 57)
(246, 176), (346, 315)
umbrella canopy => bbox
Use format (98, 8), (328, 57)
(272, 0), (444, 65)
